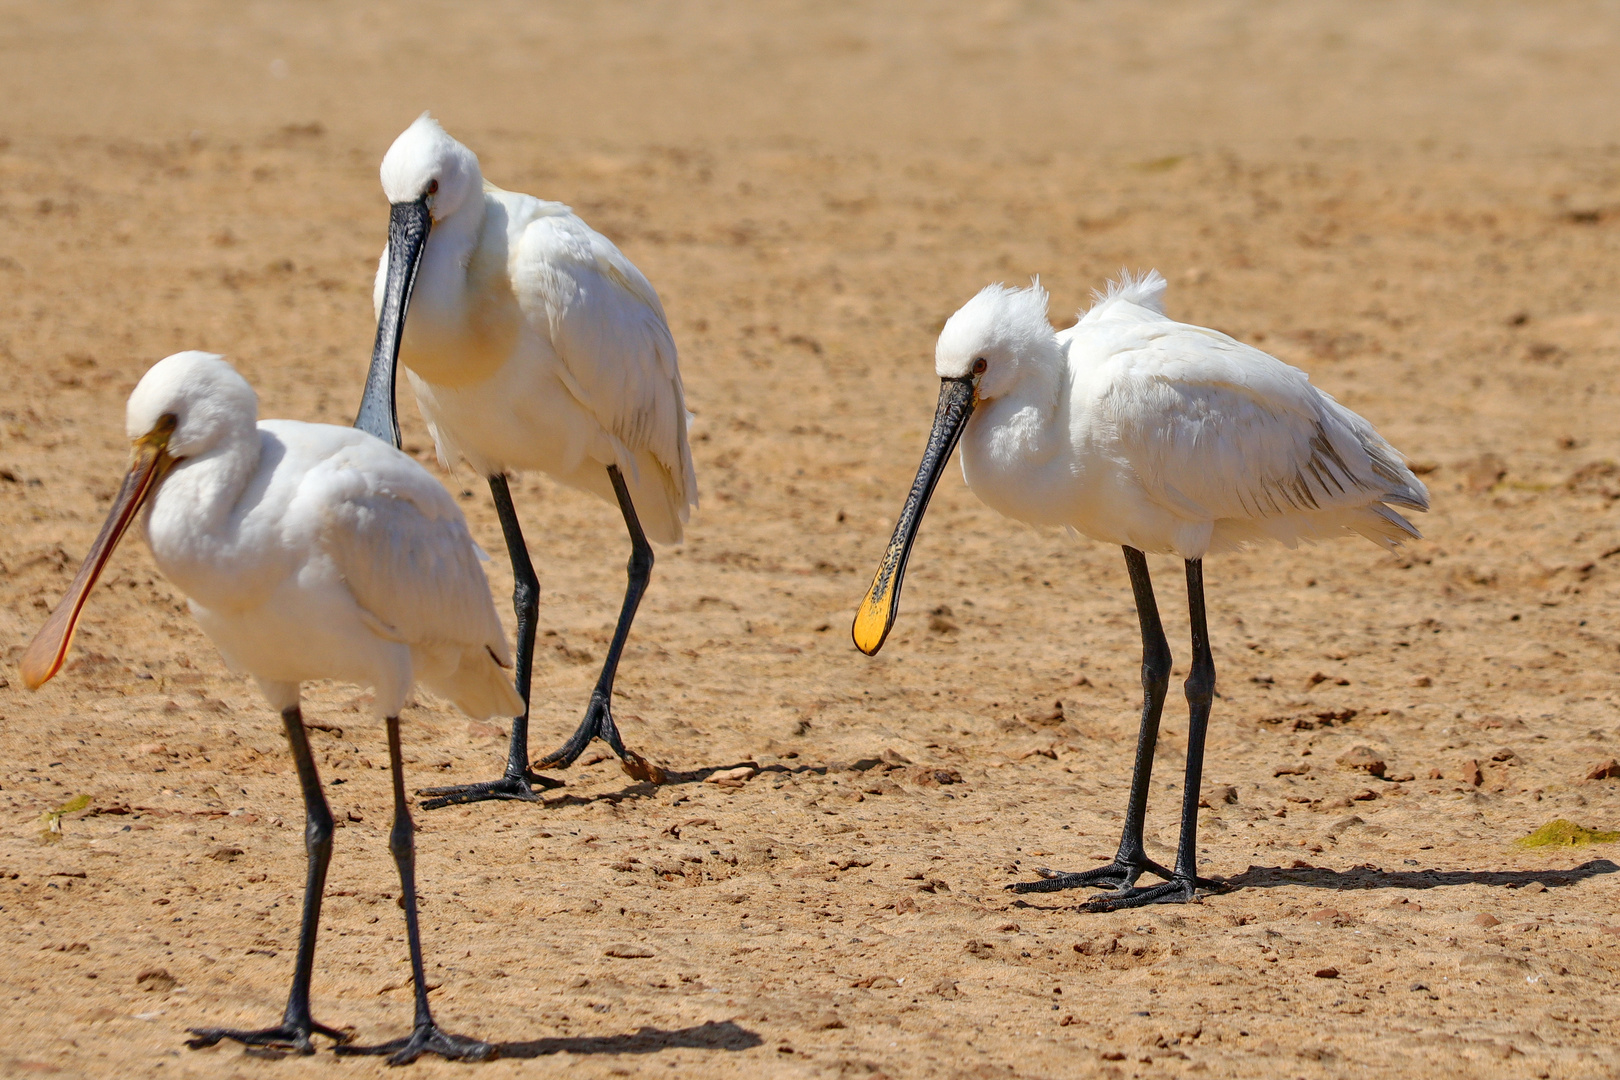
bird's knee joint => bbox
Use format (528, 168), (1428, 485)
(627, 548), (653, 578)
(305, 814), (334, 852)
(1185, 665), (1216, 705)
(1141, 649), (1173, 689)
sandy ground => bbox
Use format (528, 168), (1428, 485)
(2, 3), (1620, 1077)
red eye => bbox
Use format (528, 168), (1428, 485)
(971, 357), (987, 375)
(426, 179), (439, 195)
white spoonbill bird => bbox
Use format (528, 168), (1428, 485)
(854, 272), (1428, 910)
(22, 352), (521, 1063)
(356, 114), (694, 806)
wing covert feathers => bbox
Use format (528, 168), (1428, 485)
(513, 214), (697, 542)
(1096, 318), (1428, 553)
(308, 441), (520, 717)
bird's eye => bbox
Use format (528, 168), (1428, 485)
(971, 357), (988, 375)
(426, 179), (439, 196)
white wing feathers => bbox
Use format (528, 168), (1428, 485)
(1099, 325), (1429, 549)
(511, 213), (698, 535)
(305, 440), (522, 718)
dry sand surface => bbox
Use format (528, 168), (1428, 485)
(3, 3), (1620, 1078)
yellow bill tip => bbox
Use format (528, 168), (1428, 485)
(852, 589), (893, 657)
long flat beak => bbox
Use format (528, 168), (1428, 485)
(852, 376), (976, 656)
(20, 421), (176, 689)
(355, 197), (432, 449)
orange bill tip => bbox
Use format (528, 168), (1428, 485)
(19, 438), (172, 690)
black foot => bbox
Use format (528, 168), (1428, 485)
(535, 695), (666, 784)
(1006, 857), (1174, 895)
(186, 1019), (351, 1056)
(1084, 875), (1204, 911)
(417, 771), (563, 811)
(335, 1022), (494, 1066)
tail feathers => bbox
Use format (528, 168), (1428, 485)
(1347, 502), (1423, 551)
(1209, 501), (1422, 554)
(1358, 434), (1430, 512)
(419, 645), (524, 720)
(624, 446), (691, 546)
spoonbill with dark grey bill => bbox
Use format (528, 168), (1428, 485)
(22, 351), (523, 1062)
(853, 271), (1427, 910)
(357, 114), (695, 807)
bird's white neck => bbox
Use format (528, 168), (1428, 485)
(422, 191), (485, 293)
(961, 344), (1071, 524)
(398, 189), (522, 388)
(976, 339), (1067, 449)
(142, 427), (263, 586)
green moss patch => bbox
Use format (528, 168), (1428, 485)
(1515, 819), (1620, 849)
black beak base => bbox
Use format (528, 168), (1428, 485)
(355, 197), (432, 449)
(852, 376), (976, 656)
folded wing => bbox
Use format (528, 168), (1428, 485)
(511, 213), (697, 541)
(1098, 324), (1428, 548)
(310, 437), (522, 718)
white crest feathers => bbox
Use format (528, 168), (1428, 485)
(1085, 268), (1169, 317)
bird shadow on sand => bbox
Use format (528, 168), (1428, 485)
(493, 1019), (761, 1059)
(1219, 858), (1618, 893)
(1007, 859), (1617, 911)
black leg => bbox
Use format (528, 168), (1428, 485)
(534, 464), (664, 783)
(419, 473), (560, 809)
(1088, 558), (1223, 911)
(188, 707), (350, 1054)
(337, 717), (492, 1065)
(1011, 547), (1176, 896)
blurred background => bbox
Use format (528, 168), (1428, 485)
(6, 1), (1619, 152)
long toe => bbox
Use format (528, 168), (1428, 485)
(1008, 870), (1124, 894)
(534, 731), (599, 773)
(186, 1020), (350, 1055)
(337, 1023), (495, 1065)
(309, 1020), (354, 1045)
(416, 774), (554, 810)
(1085, 877), (1200, 912)
(535, 704), (607, 773)
(1006, 860), (1153, 894)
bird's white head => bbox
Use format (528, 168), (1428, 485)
(20, 351), (258, 691)
(379, 113), (482, 222)
(126, 351), (258, 461)
(852, 281), (1057, 657)
(361, 114), (482, 450)
(935, 281), (1058, 401)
